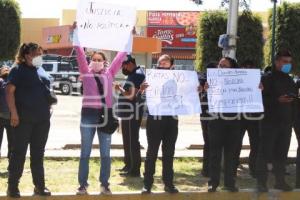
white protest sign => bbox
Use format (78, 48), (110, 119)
(146, 69), (201, 116)
(75, 0), (136, 52)
(207, 68), (264, 113)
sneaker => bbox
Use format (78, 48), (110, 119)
(274, 182), (293, 191)
(76, 185), (88, 195)
(33, 187), (51, 196)
(100, 185), (112, 195)
(164, 185), (179, 194)
(141, 187), (151, 194)
(208, 185), (217, 193)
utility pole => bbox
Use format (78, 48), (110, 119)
(222, 0), (239, 60)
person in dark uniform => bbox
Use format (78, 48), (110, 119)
(138, 54), (180, 194)
(294, 78), (300, 188)
(6, 43), (52, 198)
(199, 62), (217, 177)
(235, 60), (262, 178)
(116, 55), (145, 177)
(0, 66), (13, 159)
(205, 57), (241, 193)
(256, 50), (297, 192)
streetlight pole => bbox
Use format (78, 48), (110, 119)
(271, 0), (277, 67)
(223, 0), (239, 60)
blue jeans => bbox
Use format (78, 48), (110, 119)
(78, 108), (111, 187)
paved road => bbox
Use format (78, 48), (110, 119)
(0, 95), (298, 158)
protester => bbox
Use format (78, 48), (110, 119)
(72, 22), (128, 195)
(6, 43), (52, 198)
(256, 50), (297, 192)
(115, 55), (145, 177)
(138, 55), (180, 194)
(0, 66), (13, 159)
(198, 62), (217, 177)
(205, 57), (241, 193)
(235, 60), (262, 178)
(293, 78), (300, 188)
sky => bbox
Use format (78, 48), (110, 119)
(16, 0), (300, 18)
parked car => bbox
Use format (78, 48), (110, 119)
(41, 61), (82, 95)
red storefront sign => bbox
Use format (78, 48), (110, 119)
(147, 11), (200, 26)
(147, 27), (197, 49)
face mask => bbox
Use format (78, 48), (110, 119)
(89, 61), (104, 73)
(281, 63), (292, 74)
(0, 73), (9, 79)
(122, 68), (131, 76)
(32, 56), (43, 67)
(157, 66), (173, 70)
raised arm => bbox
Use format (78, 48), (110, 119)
(74, 46), (89, 74)
(108, 52), (127, 77)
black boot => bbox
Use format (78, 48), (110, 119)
(7, 185), (21, 198)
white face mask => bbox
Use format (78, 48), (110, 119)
(32, 56), (43, 68)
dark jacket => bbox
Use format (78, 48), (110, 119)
(261, 70), (297, 125)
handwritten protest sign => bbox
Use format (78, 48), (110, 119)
(75, 0), (136, 52)
(207, 68), (263, 113)
(146, 69), (201, 116)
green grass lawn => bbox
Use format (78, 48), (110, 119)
(0, 158), (297, 194)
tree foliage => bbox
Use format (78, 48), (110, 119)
(0, 0), (21, 61)
(268, 2), (300, 74)
(196, 10), (264, 71)
(236, 11), (264, 68)
(195, 11), (227, 71)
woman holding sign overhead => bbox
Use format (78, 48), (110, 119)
(72, 22), (128, 195)
(204, 57), (241, 193)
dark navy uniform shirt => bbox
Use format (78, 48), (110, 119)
(8, 64), (51, 122)
(117, 66), (145, 118)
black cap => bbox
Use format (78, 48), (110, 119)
(122, 55), (136, 65)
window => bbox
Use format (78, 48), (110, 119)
(42, 64), (53, 72)
(58, 63), (72, 72)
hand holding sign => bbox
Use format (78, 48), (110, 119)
(207, 69), (264, 113)
(146, 69), (201, 116)
(75, 0), (136, 52)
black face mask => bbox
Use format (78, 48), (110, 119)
(157, 66), (174, 70)
(0, 73), (9, 79)
(122, 68), (131, 76)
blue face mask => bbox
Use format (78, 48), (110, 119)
(281, 63), (292, 74)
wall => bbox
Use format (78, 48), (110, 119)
(21, 18), (59, 45)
